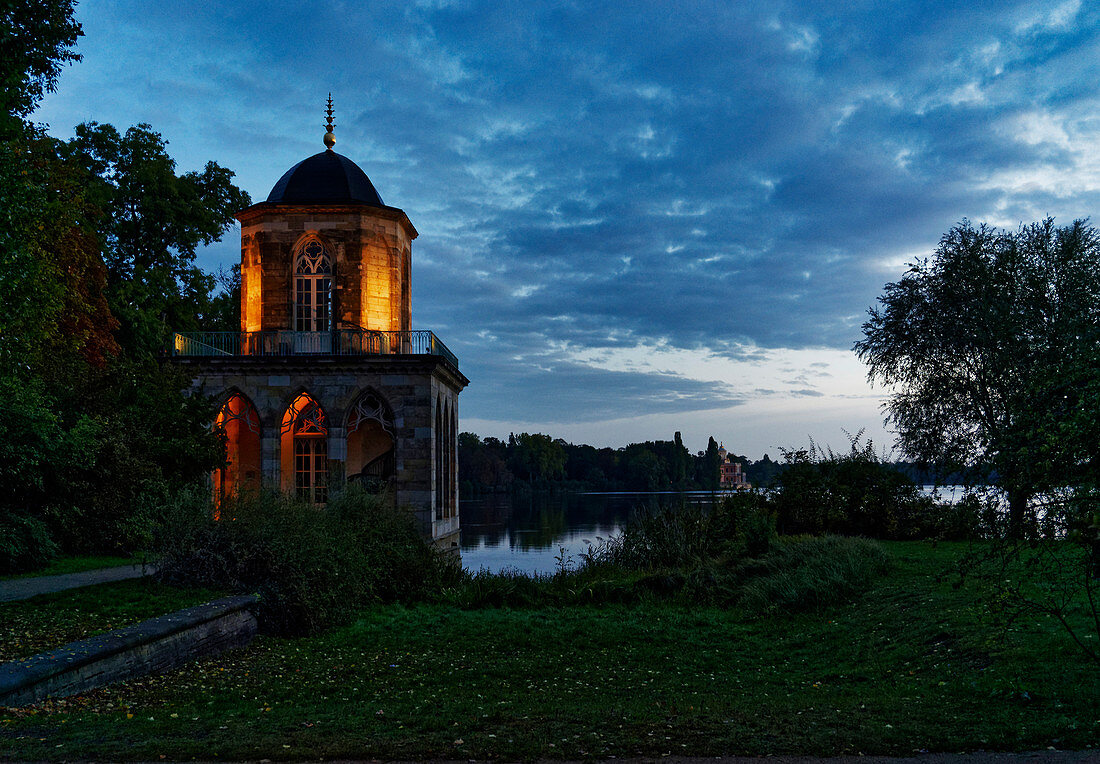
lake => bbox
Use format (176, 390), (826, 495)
(458, 490), (721, 575)
(458, 485), (971, 575)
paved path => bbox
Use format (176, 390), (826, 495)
(373, 754), (1099, 764)
(0, 563), (155, 603)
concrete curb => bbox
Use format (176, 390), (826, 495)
(0, 594), (259, 707)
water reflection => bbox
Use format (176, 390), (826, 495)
(459, 491), (718, 575)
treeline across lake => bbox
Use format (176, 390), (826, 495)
(458, 430), (942, 495)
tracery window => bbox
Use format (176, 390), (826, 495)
(294, 238), (332, 332)
(282, 392), (328, 504)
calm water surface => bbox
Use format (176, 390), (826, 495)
(459, 486), (967, 575)
(459, 491), (719, 575)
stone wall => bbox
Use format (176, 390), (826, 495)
(175, 354), (465, 545)
(238, 204), (415, 334)
(0, 596), (258, 707)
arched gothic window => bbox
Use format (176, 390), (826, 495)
(294, 238), (332, 332)
(281, 392), (328, 504)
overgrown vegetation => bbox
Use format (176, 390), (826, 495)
(448, 493), (889, 614)
(768, 432), (988, 541)
(154, 486), (459, 635)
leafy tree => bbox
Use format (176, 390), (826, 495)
(0, 0), (243, 569)
(507, 432), (566, 484)
(855, 219), (1100, 537)
(701, 436), (721, 491)
(0, 0), (81, 133)
(64, 122), (250, 353)
(671, 431), (689, 488)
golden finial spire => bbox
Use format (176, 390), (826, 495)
(323, 93), (336, 149)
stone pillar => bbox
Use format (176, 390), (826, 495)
(261, 431), (279, 487)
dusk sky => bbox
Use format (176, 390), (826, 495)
(34, 0), (1100, 459)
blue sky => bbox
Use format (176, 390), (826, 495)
(35, 0), (1100, 458)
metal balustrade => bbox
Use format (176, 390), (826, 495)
(169, 330), (459, 369)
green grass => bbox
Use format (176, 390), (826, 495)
(1, 541), (1097, 760)
(0, 578), (224, 662)
(0, 555), (142, 581)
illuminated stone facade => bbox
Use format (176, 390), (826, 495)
(239, 204), (412, 335)
(171, 115), (466, 549)
(718, 444), (749, 490)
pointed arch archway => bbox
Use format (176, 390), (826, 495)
(345, 388), (396, 491)
(449, 402), (458, 519)
(280, 391), (329, 504)
(435, 394), (444, 520)
(213, 391), (261, 506)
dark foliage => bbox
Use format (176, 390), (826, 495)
(0, 0), (81, 129)
(0, 2), (248, 571)
(449, 494), (886, 614)
(460, 430), (775, 494)
(856, 218), (1100, 537)
(154, 486), (460, 635)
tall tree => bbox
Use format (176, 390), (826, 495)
(0, 0), (81, 135)
(702, 436), (721, 491)
(855, 219), (1100, 537)
(64, 122), (250, 354)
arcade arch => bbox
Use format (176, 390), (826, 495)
(345, 389), (396, 490)
(213, 392), (261, 505)
(280, 392), (329, 504)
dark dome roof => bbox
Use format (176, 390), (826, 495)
(266, 150), (384, 206)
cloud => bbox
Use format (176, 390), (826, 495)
(33, 0), (1100, 444)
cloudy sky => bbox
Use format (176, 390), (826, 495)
(35, 0), (1100, 458)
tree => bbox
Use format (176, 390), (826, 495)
(507, 433), (566, 484)
(701, 437), (721, 491)
(0, 0), (81, 134)
(64, 122), (250, 354)
(855, 219), (1100, 537)
(0, 0), (240, 571)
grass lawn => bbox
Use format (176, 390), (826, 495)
(0, 555), (144, 581)
(0, 578), (224, 663)
(1, 541), (1097, 760)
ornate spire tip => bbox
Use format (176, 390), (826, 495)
(323, 93), (336, 149)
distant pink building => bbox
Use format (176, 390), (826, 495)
(718, 444), (749, 490)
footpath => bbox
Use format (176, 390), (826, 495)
(0, 563), (154, 602)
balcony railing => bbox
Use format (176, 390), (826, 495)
(169, 330), (459, 369)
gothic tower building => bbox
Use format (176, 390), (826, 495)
(170, 100), (467, 548)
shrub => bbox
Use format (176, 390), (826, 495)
(154, 485), (458, 635)
(0, 515), (59, 574)
(737, 535), (891, 615)
(769, 433), (953, 540)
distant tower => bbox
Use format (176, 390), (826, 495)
(171, 97), (468, 549)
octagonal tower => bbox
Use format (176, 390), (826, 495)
(170, 98), (466, 550)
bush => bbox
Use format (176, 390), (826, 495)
(580, 493), (774, 572)
(769, 433), (957, 540)
(737, 535), (891, 615)
(154, 485), (458, 635)
(0, 515), (59, 574)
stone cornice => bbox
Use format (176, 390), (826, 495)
(167, 353), (468, 390)
(236, 202), (418, 240)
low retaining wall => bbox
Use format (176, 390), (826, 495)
(0, 594), (259, 707)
